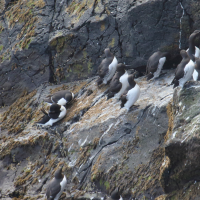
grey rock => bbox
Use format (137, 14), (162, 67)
(1, 0), (200, 106)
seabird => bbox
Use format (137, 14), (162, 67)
(46, 167), (67, 200)
(37, 103), (66, 126)
(187, 30), (200, 62)
(193, 57), (200, 81)
(97, 48), (118, 85)
(110, 187), (123, 200)
(146, 51), (170, 80)
(107, 63), (132, 99)
(120, 74), (140, 110)
(171, 50), (195, 88)
(44, 90), (74, 106)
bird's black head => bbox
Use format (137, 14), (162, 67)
(189, 30), (200, 41)
(54, 167), (63, 179)
(180, 50), (188, 59)
(116, 63), (132, 72)
(49, 103), (61, 114)
(111, 187), (120, 200)
(104, 48), (113, 58)
(192, 30), (200, 35)
(116, 63), (125, 72)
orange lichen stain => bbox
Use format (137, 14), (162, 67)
(91, 153), (102, 181)
(164, 101), (174, 141)
(35, 0), (46, 8)
(71, 95), (123, 131)
(155, 195), (167, 200)
(50, 81), (87, 94)
(100, 23), (105, 31)
(0, 90), (37, 134)
(159, 156), (170, 182)
(63, 88), (99, 122)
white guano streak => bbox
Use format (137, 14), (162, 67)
(179, 2), (185, 49)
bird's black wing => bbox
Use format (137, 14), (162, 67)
(99, 65), (109, 78)
(46, 179), (61, 200)
(109, 81), (122, 93)
(98, 58), (113, 76)
(195, 57), (200, 70)
(174, 62), (185, 80)
(146, 51), (167, 75)
(147, 57), (159, 74)
(48, 111), (60, 119)
(52, 90), (71, 103)
(37, 115), (50, 124)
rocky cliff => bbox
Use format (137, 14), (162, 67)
(1, 70), (200, 200)
(0, 70), (173, 200)
(1, 0), (200, 200)
(1, 0), (200, 106)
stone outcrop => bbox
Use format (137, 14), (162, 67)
(1, 0), (200, 105)
(0, 70), (174, 199)
(1, 0), (200, 200)
(161, 82), (200, 200)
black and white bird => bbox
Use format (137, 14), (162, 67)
(146, 51), (170, 80)
(44, 90), (74, 106)
(37, 103), (66, 126)
(187, 30), (200, 62)
(114, 67), (130, 99)
(171, 50), (195, 88)
(193, 57), (200, 81)
(110, 188), (123, 200)
(46, 167), (67, 200)
(97, 48), (118, 85)
(107, 63), (132, 99)
(120, 74), (140, 110)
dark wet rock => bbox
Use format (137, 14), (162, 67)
(1, 0), (200, 199)
(1, 0), (200, 105)
(160, 82), (200, 199)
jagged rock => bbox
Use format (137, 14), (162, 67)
(0, 69), (174, 199)
(1, 0), (200, 200)
(161, 81), (200, 199)
(1, 0), (200, 106)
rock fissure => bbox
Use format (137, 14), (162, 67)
(78, 104), (151, 188)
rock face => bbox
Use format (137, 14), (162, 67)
(1, 70), (200, 200)
(1, 0), (200, 105)
(1, 0), (200, 200)
(162, 82), (200, 200)
(0, 70), (174, 199)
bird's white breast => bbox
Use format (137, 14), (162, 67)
(114, 71), (129, 99)
(186, 46), (200, 58)
(54, 176), (67, 200)
(124, 84), (140, 110)
(57, 98), (67, 106)
(43, 106), (66, 126)
(179, 59), (195, 87)
(153, 57), (166, 78)
(58, 106), (67, 119)
(195, 46), (200, 58)
(193, 69), (198, 81)
(103, 56), (118, 84)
